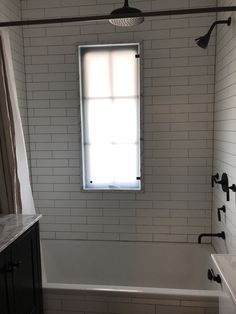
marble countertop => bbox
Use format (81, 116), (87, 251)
(212, 254), (236, 305)
(0, 214), (42, 254)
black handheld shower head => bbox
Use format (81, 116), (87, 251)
(195, 31), (212, 49)
(195, 17), (231, 49)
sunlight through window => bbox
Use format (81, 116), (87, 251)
(79, 44), (141, 190)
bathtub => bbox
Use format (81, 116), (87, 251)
(42, 240), (219, 314)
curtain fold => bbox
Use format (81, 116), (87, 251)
(0, 37), (22, 214)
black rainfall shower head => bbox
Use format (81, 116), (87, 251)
(195, 17), (231, 49)
(109, 0), (144, 27)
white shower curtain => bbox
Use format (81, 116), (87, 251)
(0, 29), (35, 214)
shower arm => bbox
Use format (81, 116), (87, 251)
(0, 6), (236, 28)
(206, 18), (231, 37)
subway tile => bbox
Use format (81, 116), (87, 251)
(87, 233), (119, 241)
(108, 302), (155, 314)
(21, 0), (216, 242)
(157, 305), (204, 314)
(87, 217), (119, 225)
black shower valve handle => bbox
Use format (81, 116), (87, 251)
(215, 173), (236, 202)
(227, 190), (230, 202)
(217, 206), (226, 222)
(211, 173), (220, 187)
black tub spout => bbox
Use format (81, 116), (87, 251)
(198, 232), (225, 244)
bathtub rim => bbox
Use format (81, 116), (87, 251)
(43, 281), (220, 301)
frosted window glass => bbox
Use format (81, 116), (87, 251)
(112, 50), (138, 97)
(85, 144), (139, 189)
(85, 144), (114, 186)
(112, 144), (139, 187)
(83, 51), (111, 98)
(84, 99), (113, 144)
(79, 44), (141, 190)
(112, 99), (138, 143)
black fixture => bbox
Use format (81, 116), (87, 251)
(222, 173), (236, 201)
(1, 7), (236, 28)
(109, 0), (144, 27)
(211, 172), (236, 201)
(195, 17), (231, 49)
(217, 205), (226, 222)
(219, 173), (236, 201)
(211, 173), (219, 187)
(219, 173), (229, 191)
(207, 269), (222, 284)
(198, 231), (225, 244)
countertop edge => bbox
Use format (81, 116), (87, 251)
(0, 214), (42, 254)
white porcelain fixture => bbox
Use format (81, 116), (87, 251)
(42, 241), (219, 314)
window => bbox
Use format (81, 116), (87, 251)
(79, 44), (141, 190)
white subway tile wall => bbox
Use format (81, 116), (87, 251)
(43, 289), (218, 314)
(0, 0), (28, 151)
(212, 0), (236, 254)
(21, 0), (216, 242)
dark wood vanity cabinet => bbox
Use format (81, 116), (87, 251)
(0, 249), (9, 314)
(0, 222), (43, 314)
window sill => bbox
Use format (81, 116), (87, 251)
(81, 187), (142, 193)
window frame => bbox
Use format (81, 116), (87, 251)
(78, 43), (142, 191)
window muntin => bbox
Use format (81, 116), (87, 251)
(79, 44), (141, 190)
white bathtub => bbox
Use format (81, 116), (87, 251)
(42, 241), (219, 314)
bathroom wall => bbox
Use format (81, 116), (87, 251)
(0, 0), (28, 150)
(212, 0), (236, 254)
(22, 0), (216, 242)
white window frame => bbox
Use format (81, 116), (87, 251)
(78, 43), (141, 191)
